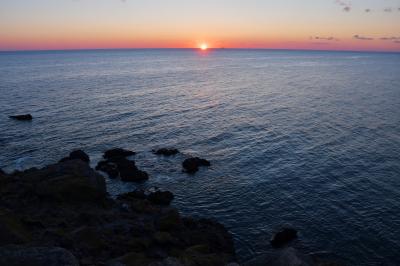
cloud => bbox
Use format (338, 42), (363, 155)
(353, 35), (374, 41)
(335, 0), (351, 12)
(384, 7), (392, 12)
(380, 37), (400, 44)
(365, 8), (371, 13)
(310, 36), (339, 41)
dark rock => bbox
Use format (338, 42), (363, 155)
(159, 209), (182, 231)
(34, 160), (107, 203)
(107, 252), (155, 266)
(179, 218), (236, 257)
(270, 228), (298, 248)
(96, 161), (119, 178)
(0, 153), (237, 266)
(0, 209), (31, 245)
(0, 245), (79, 266)
(182, 157), (211, 173)
(155, 148), (179, 156)
(148, 190), (174, 206)
(59, 150), (90, 163)
(116, 158), (149, 182)
(9, 114), (33, 121)
(70, 226), (107, 252)
(117, 189), (147, 201)
(149, 257), (183, 266)
(103, 148), (136, 159)
(0, 168), (5, 175)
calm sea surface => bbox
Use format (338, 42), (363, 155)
(1, 49), (400, 265)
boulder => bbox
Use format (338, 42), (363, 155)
(0, 245), (79, 266)
(70, 226), (107, 252)
(155, 148), (179, 156)
(103, 148), (136, 159)
(117, 190), (147, 201)
(9, 114), (33, 121)
(107, 252), (155, 266)
(59, 150), (90, 163)
(182, 157), (211, 173)
(116, 158), (148, 182)
(148, 191), (174, 206)
(34, 160), (107, 203)
(179, 218), (235, 256)
(271, 228), (298, 248)
(149, 257), (183, 266)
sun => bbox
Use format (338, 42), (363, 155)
(200, 43), (208, 51)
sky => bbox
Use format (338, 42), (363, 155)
(0, 0), (400, 51)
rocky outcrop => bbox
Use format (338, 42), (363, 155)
(0, 245), (79, 266)
(154, 148), (180, 156)
(59, 150), (90, 163)
(270, 228), (298, 248)
(182, 157), (211, 173)
(9, 114), (33, 121)
(96, 149), (148, 182)
(0, 154), (236, 266)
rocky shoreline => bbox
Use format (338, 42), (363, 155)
(0, 149), (341, 266)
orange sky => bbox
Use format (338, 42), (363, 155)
(1, 0), (400, 51)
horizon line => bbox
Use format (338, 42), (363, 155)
(1, 47), (400, 54)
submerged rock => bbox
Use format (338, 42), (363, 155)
(270, 228), (298, 248)
(103, 148), (136, 159)
(0, 245), (79, 266)
(154, 148), (180, 156)
(182, 157), (211, 173)
(59, 150), (90, 163)
(9, 114), (33, 121)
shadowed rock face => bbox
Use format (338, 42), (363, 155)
(9, 114), (33, 121)
(0, 156), (236, 266)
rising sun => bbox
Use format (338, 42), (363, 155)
(200, 43), (208, 50)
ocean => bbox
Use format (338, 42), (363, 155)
(1, 49), (400, 265)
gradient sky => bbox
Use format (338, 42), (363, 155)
(1, 0), (400, 51)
